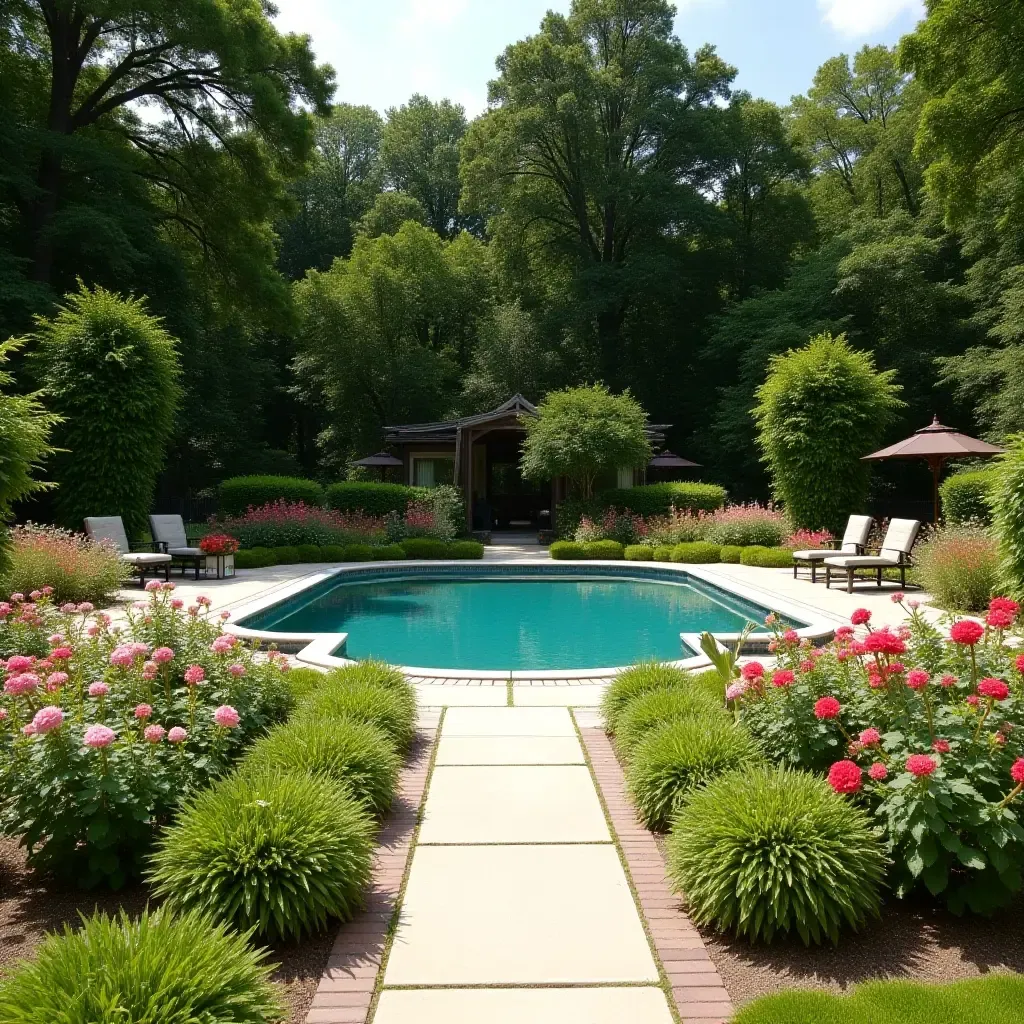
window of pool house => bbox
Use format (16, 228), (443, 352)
(412, 456), (456, 488)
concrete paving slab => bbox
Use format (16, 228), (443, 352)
(512, 684), (607, 706)
(419, 765), (609, 843)
(412, 685), (509, 707)
(434, 735), (584, 765)
(384, 844), (658, 984)
(442, 706), (575, 737)
(374, 986), (674, 1024)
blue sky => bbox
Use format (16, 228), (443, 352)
(273, 1), (925, 116)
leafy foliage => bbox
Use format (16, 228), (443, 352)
(739, 546), (795, 568)
(754, 332), (902, 532)
(296, 673), (417, 752)
(670, 542), (722, 564)
(916, 524), (1000, 611)
(626, 716), (763, 831)
(326, 482), (426, 516)
(615, 686), (724, 759)
(993, 436), (1024, 600)
(602, 662), (691, 735)
(940, 469), (998, 525)
(0, 908), (283, 1024)
(29, 284), (181, 538)
(668, 766), (885, 944)
(218, 476), (326, 517)
(150, 769), (375, 941)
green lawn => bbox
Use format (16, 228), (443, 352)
(732, 975), (1024, 1024)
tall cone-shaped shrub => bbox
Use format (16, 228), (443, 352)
(992, 434), (1024, 600)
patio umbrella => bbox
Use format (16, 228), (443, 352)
(353, 451), (404, 480)
(648, 450), (701, 470)
(861, 416), (1005, 523)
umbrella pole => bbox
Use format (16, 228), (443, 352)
(928, 456), (944, 524)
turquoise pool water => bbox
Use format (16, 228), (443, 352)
(243, 569), (783, 671)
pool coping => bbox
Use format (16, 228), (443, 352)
(223, 559), (840, 680)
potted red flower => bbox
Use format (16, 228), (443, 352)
(199, 534), (239, 578)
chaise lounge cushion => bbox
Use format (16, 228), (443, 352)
(84, 516), (171, 566)
(123, 551), (173, 565)
(794, 515), (874, 562)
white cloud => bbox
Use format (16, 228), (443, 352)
(818, 0), (924, 37)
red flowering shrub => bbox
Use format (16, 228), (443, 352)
(198, 534), (239, 555)
(736, 602), (1024, 914)
(786, 527), (835, 550)
(220, 501), (387, 548)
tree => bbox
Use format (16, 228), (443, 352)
(278, 104), (384, 280)
(3, 0), (332, 288)
(754, 333), (903, 532)
(381, 94), (468, 239)
(30, 283), (181, 537)
(992, 435), (1024, 600)
(357, 192), (427, 239)
(461, 0), (734, 388)
(520, 385), (652, 498)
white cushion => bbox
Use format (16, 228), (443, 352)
(122, 552), (172, 565)
(792, 550), (833, 560)
(168, 547), (203, 557)
(823, 554), (899, 569)
(840, 515), (874, 552)
(880, 518), (920, 556)
(150, 514), (188, 549)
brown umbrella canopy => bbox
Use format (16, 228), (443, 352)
(862, 416), (1005, 522)
(354, 451), (404, 468)
(648, 450), (701, 469)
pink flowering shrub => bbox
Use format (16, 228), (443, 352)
(219, 500), (388, 549)
(786, 527), (835, 550)
(706, 503), (789, 548)
(575, 508), (648, 546)
(734, 597), (1024, 914)
(0, 585), (292, 887)
(0, 524), (129, 604)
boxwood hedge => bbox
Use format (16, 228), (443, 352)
(218, 475), (324, 517)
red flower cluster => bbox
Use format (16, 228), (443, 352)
(905, 669), (929, 691)
(1012, 759), (1024, 785)
(814, 696), (841, 720)
(741, 661), (765, 682)
(851, 608), (871, 626)
(906, 754), (937, 778)
(863, 628), (906, 656)
(199, 534), (239, 555)
(977, 678), (1010, 702)
(828, 759), (863, 794)
(949, 619), (984, 646)
(771, 669), (795, 688)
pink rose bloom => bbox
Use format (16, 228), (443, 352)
(187, 605), (199, 617)
(134, 703), (153, 720)
(83, 724), (115, 748)
(129, 642), (149, 657)
(868, 762), (888, 781)
(88, 682), (110, 698)
(48, 634), (64, 646)
(940, 674), (958, 688)
(10, 593), (24, 602)
(740, 661), (765, 681)
(725, 681), (748, 702)
(167, 726), (187, 744)
(22, 723), (36, 737)
(77, 601), (94, 613)
(835, 625), (854, 640)
(814, 696), (841, 720)
(210, 636), (235, 654)
(782, 629), (799, 645)
(772, 669), (795, 689)
(213, 705), (240, 729)
(887, 662), (906, 676)
(162, 581), (176, 591)
(41, 586), (53, 596)
(50, 646), (73, 661)
(142, 661), (158, 679)
(978, 678), (1010, 701)
(145, 579), (162, 592)
(988, 609), (1014, 629)
(228, 663), (246, 677)
(152, 647), (174, 663)
(851, 608), (871, 626)
(799, 659), (814, 674)
(32, 706), (64, 734)
(87, 625), (100, 637)
(46, 671), (69, 691)
(132, 601), (147, 611)
(278, 661), (290, 673)
(906, 754), (937, 778)
(949, 619), (984, 646)
(109, 646), (134, 668)
(170, 598), (184, 610)
(57, 603), (74, 614)
(906, 669), (929, 691)
(183, 664), (205, 686)
(5, 655), (33, 673)
(828, 760), (863, 795)
(29, 590), (41, 600)
(891, 592), (905, 603)
(966, 694), (980, 706)
(1012, 758), (1024, 785)
(907, 598), (920, 610)
(859, 728), (881, 746)
(220, 611), (231, 621)
(0, 602), (10, 617)
(932, 739), (951, 754)
(5, 673), (39, 696)
(143, 724), (166, 743)
(197, 595), (211, 607)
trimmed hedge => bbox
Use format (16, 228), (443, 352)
(326, 481), (423, 516)
(670, 542), (721, 563)
(234, 547), (278, 569)
(557, 482), (727, 538)
(940, 468), (997, 525)
(236, 541), (479, 567)
(400, 538), (448, 559)
(624, 544), (656, 560)
(341, 544), (375, 561)
(740, 545), (794, 567)
(274, 545), (301, 565)
(583, 539), (624, 559)
(652, 544), (674, 562)
(720, 544), (742, 563)
(296, 544), (322, 563)
(447, 540), (485, 559)
(219, 475), (324, 517)
(550, 540), (586, 560)
(372, 543), (408, 560)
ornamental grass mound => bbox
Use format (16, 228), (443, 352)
(149, 769), (375, 941)
(601, 662), (689, 735)
(243, 717), (400, 815)
(627, 717), (763, 831)
(615, 686), (724, 759)
(668, 765), (885, 946)
(296, 674), (417, 752)
(0, 907), (282, 1024)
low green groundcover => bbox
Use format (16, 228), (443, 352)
(235, 539), (483, 568)
(732, 975), (1024, 1024)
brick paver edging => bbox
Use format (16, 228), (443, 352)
(580, 727), (734, 1024)
(305, 726), (437, 1024)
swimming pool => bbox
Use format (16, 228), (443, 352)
(237, 565), (798, 672)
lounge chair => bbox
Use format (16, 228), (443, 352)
(792, 515), (874, 583)
(84, 516), (171, 586)
(823, 518), (922, 594)
(149, 514), (205, 580)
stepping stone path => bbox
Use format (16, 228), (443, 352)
(302, 704), (730, 1023)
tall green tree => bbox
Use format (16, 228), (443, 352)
(461, 0), (734, 389)
(381, 94), (468, 239)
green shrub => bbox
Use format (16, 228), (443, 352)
(754, 332), (902, 533)
(0, 908), (282, 1024)
(706, 505), (789, 547)
(149, 769), (374, 941)
(234, 546), (278, 569)
(583, 539), (624, 559)
(557, 482), (727, 538)
(940, 468), (998, 525)
(602, 662), (689, 735)
(670, 541), (721, 563)
(993, 435), (1024, 599)
(219, 475), (325, 518)
(740, 545), (794, 567)
(274, 545), (301, 565)
(627, 717), (763, 831)
(667, 766), (885, 945)
(624, 544), (655, 560)
(615, 686), (724, 759)
(341, 543), (375, 561)
(326, 481), (422, 516)
(731, 975), (1024, 1024)
(243, 717), (400, 816)
(32, 283), (181, 538)
(0, 523), (129, 602)
(321, 544), (347, 561)
(652, 544), (675, 562)
(401, 537), (448, 559)
(283, 666), (325, 704)
(372, 543), (408, 560)
(720, 544), (742, 563)
(297, 677), (417, 752)
(296, 543), (323, 562)
(328, 660), (414, 695)
(916, 524), (999, 611)
(446, 540), (485, 559)
(549, 540), (586, 559)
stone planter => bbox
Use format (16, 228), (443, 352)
(204, 553), (235, 579)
